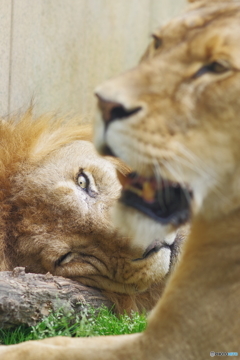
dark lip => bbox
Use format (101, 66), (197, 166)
(142, 240), (163, 258)
(133, 240), (168, 261)
(100, 145), (116, 157)
(119, 174), (192, 226)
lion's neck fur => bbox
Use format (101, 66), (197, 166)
(144, 211), (240, 352)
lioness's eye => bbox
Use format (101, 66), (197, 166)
(152, 34), (162, 50)
(194, 60), (230, 78)
(77, 172), (89, 190)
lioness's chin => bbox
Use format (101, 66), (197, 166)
(112, 201), (176, 249)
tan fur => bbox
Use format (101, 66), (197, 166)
(1, 0), (239, 358)
(0, 110), (179, 316)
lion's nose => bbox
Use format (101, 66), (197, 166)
(96, 94), (142, 125)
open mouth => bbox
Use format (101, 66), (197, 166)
(118, 171), (192, 226)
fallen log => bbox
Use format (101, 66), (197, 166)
(0, 267), (113, 329)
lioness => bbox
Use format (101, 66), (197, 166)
(1, 0), (239, 358)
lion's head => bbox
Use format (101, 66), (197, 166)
(0, 110), (185, 313)
(94, 0), (240, 248)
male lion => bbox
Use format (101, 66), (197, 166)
(1, 0), (239, 359)
(0, 110), (180, 314)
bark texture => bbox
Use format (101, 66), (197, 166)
(0, 267), (113, 329)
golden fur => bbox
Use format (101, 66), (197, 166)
(0, 110), (180, 315)
(1, 0), (239, 358)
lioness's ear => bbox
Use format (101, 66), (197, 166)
(188, 0), (232, 2)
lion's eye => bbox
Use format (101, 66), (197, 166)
(194, 60), (230, 78)
(77, 172), (89, 190)
(152, 34), (162, 50)
(55, 252), (73, 266)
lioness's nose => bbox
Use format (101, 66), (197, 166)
(96, 94), (142, 125)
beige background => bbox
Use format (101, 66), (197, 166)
(0, 0), (186, 119)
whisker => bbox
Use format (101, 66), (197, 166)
(152, 159), (162, 186)
(171, 158), (193, 205)
(152, 159), (166, 211)
(174, 142), (218, 181)
(171, 152), (226, 201)
(169, 151), (227, 205)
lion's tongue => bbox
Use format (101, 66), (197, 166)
(117, 171), (157, 203)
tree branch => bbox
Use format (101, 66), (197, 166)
(0, 267), (113, 329)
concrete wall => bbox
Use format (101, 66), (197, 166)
(0, 0), (186, 118)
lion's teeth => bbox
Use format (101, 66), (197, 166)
(142, 182), (155, 203)
(127, 185), (143, 197)
(117, 170), (128, 187)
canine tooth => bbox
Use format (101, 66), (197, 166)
(128, 185), (143, 197)
(142, 182), (155, 202)
(117, 170), (128, 187)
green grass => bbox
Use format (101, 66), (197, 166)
(0, 306), (147, 345)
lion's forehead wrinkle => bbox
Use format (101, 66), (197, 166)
(154, 7), (240, 63)
(31, 146), (119, 199)
(187, 26), (240, 65)
(55, 180), (75, 191)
